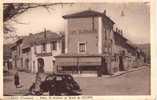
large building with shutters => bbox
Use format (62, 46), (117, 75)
(55, 9), (144, 75)
(11, 30), (64, 73)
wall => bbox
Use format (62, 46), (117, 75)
(11, 42), (24, 70)
(11, 50), (17, 69)
(22, 49), (32, 72)
(28, 41), (62, 73)
(67, 17), (99, 54)
(101, 18), (114, 55)
(52, 41), (62, 56)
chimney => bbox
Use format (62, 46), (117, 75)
(103, 10), (106, 15)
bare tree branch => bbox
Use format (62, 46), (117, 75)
(3, 3), (74, 33)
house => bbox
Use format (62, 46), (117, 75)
(55, 9), (143, 75)
(11, 30), (64, 73)
(3, 44), (13, 72)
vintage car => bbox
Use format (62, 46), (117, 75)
(29, 73), (81, 96)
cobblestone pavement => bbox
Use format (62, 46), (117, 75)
(3, 66), (150, 96)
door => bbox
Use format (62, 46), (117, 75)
(37, 58), (44, 73)
(119, 55), (124, 71)
(25, 59), (29, 71)
(101, 57), (108, 74)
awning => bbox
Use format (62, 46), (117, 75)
(55, 54), (102, 66)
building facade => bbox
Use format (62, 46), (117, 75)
(11, 30), (64, 73)
(55, 10), (144, 74)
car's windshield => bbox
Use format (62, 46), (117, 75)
(46, 76), (55, 80)
(56, 76), (62, 81)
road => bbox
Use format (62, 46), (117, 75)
(3, 66), (150, 96)
(75, 66), (150, 95)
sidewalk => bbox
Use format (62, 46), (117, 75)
(73, 65), (149, 78)
(110, 65), (149, 77)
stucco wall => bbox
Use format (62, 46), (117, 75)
(67, 17), (99, 54)
(29, 42), (61, 73)
(52, 41), (62, 56)
(22, 50), (32, 71)
(101, 19), (114, 55)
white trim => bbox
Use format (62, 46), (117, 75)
(78, 41), (87, 54)
(98, 17), (102, 54)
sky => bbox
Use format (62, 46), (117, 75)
(5, 3), (150, 44)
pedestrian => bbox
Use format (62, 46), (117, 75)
(14, 71), (20, 88)
(33, 72), (42, 95)
(97, 66), (102, 78)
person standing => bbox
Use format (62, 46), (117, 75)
(14, 71), (20, 88)
(34, 72), (42, 95)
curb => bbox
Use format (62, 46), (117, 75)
(110, 66), (149, 78)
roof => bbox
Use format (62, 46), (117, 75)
(113, 31), (137, 54)
(126, 41), (137, 49)
(22, 31), (62, 49)
(63, 10), (115, 24)
(113, 31), (128, 46)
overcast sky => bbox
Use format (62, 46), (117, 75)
(6, 3), (150, 44)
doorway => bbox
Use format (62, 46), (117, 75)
(101, 57), (108, 74)
(25, 59), (29, 71)
(37, 58), (44, 73)
(119, 55), (124, 71)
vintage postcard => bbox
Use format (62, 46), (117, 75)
(1, 0), (157, 99)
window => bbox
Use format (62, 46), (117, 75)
(42, 43), (46, 51)
(79, 42), (86, 53)
(51, 41), (57, 50)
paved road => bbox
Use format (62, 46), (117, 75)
(76, 66), (150, 95)
(3, 66), (150, 96)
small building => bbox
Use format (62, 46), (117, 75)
(55, 9), (142, 75)
(11, 30), (64, 73)
(3, 44), (13, 72)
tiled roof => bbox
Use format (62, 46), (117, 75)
(63, 10), (115, 24)
(126, 41), (137, 49)
(113, 31), (128, 46)
(113, 31), (136, 53)
(22, 30), (62, 49)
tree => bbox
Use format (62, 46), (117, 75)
(3, 3), (73, 33)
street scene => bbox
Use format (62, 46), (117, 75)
(4, 65), (150, 96)
(3, 3), (150, 96)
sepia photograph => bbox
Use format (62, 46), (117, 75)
(3, 2), (151, 96)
